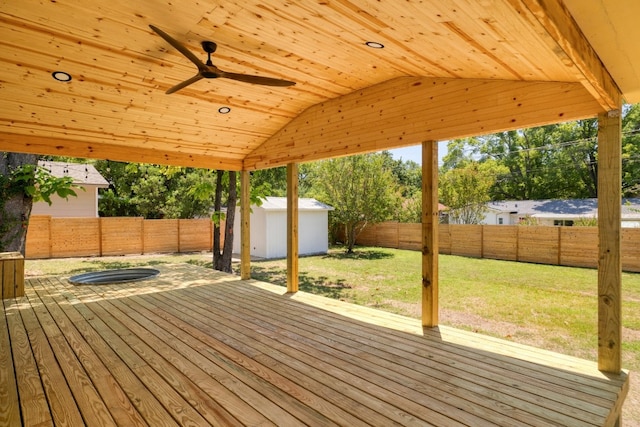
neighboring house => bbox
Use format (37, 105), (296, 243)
(31, 161), (109, 218)
(477, 199), (640, 227)
(232, 197), (334, 259)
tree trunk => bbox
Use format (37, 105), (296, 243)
(213, 170), (223, 269)
(220, 171), (236, 273)
(0, 153), (38, 255)
(346, 222), (356, 253)
(212, 170), (237, 273)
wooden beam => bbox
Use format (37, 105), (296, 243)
(597, 109), (622, 373)
(518, 0), (621, 110)
(287, 163), (299, 293)
(422, 141), (439, 327)
(244, 77), (603, 170)
(240, 170), (251, 280)
(0, 132), (244, 171)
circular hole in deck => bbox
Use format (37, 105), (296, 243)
(69, 268), (160, 285)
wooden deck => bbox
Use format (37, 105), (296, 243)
(1, 264), (629, 426)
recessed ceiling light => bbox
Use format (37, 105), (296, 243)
(365, 41), (385, 49)
(218, 106), (231, 114)
(51, 71), (72, 82)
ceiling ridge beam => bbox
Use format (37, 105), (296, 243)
(516, 0), (621, 109)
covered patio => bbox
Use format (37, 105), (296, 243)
(1, 265), (629, 426)
(1, 0), (638, 424)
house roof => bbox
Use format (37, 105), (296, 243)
(38, 161), (109, 188)
(259, 197), (333, 212)
(1, 1), (638, 170)
(487, 198), (640, 219)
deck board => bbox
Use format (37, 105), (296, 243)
(1, 299), (22, 427)
(1, 264), (629, 426)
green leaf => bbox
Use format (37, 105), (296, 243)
(211, 211), (226, 225)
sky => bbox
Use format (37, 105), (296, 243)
(388, 141), (448, 166)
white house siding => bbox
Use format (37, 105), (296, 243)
(31, 186), (100, 217)
(622, 221), (640, 228)
(31, 161), (108, 218)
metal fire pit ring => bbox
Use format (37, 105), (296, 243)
(69, 268), (160, 285)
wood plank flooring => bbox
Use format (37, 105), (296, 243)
(1, 264), (629, 426)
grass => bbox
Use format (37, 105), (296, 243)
(251, 248), (640, 364)
(25, 247), (639, 421)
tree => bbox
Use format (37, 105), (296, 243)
(308, 153), (399, 253)
(380, 151), (422, 197)
(209, 170), (237, 273)
(395, 190), (423, 223)
(94, 161), (217, 219)
(250, 166), (287, 197)
(442, 106), (640, 201)
(249, 164), (315, 198)
(549, 119), (598, 198)
(1, 152), (78, 254)
(439, 161), (502, 224)
(478, 127), (558, 200)
(622, 103), (640, 196)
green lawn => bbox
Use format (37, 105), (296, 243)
(25, 247), (639, 421)
(249, 247), (640, 368)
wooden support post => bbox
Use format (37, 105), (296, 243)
(422, 141), (439, 327)
(597, 109), (623, 373)
(1, 252), (25, 299)
(240, 170), (251, 280)
(287, 163), (299, 293)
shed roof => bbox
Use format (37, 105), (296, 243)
(0, 1), (637, 170)
(38, 161), (109, 187)
(259, 197), (333, 212)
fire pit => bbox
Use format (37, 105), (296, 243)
(69, 268), (160, 285)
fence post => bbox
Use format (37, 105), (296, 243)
(98, 217), (103, 257)
(557, 227), (562, 266)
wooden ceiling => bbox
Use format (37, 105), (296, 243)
(1, 0), (638, 171)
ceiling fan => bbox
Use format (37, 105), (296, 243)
(149, 25), (296, 94)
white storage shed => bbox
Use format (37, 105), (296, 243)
(233, 197), (333, 259)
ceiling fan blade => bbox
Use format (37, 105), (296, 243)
(220, 71), (296, 87)
(166, 73), (204, 94)
(149, 25), (208, 72)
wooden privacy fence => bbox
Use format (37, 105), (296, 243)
(357, 222), (640, 272)
(25, 216), (218, 259)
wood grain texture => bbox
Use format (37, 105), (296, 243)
(2, 0), (635, 169)
(286, 163), (299, 293)
(597, 110), (623, 374)
(101, 217), (144, 256)
(178, 219), (212, 252)
(2, 265), (627, 426)
(240, 170), (251, 280)
(25, 216), (214, 258)
(422, 141), (438, 327)
(518, 0), (621, 109)
(1, 253), (24, 299)
(143, 219), (179, 254)
(245, 78), (602, 170)
(0, 300), (21, 426)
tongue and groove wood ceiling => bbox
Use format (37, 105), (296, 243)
(1, 1), (639, 171)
